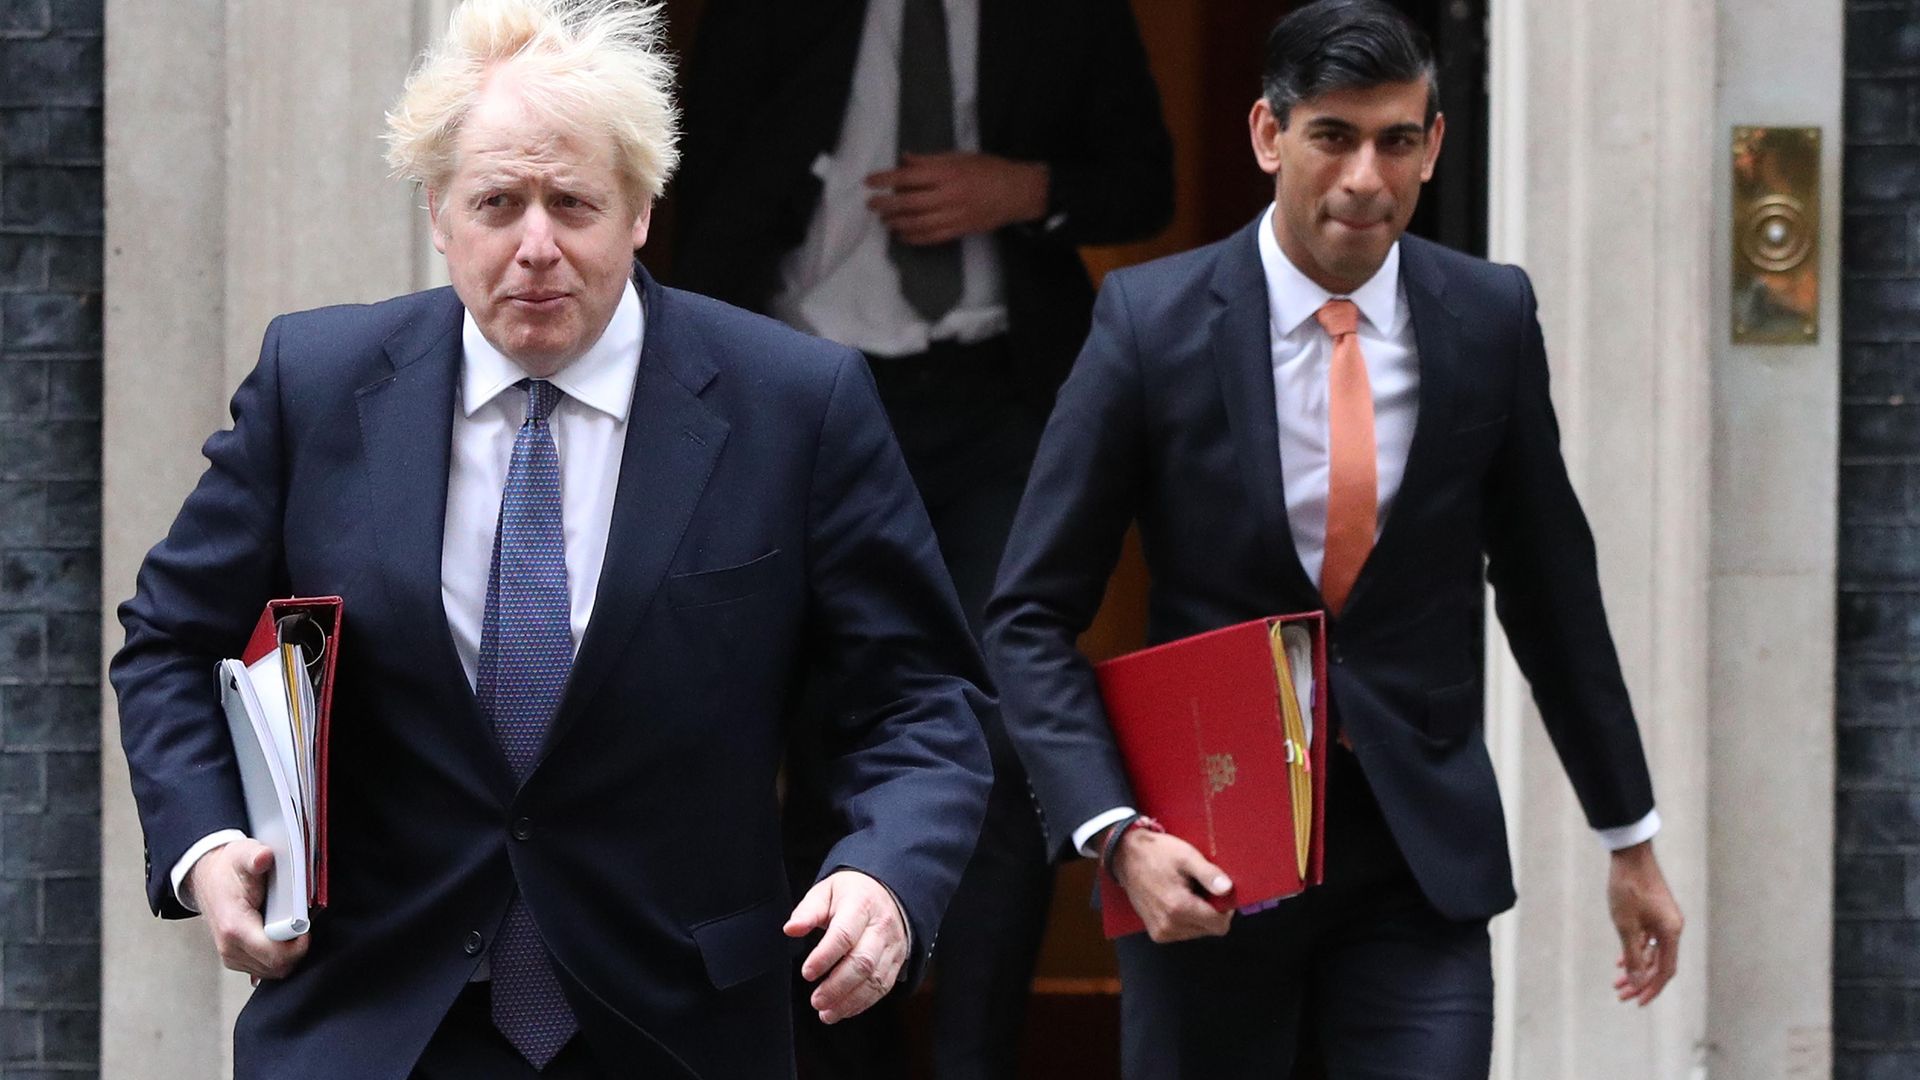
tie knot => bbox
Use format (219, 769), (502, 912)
(518, 379), (561, 424)
(1314, 299), (1360, 340)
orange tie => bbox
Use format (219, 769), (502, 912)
(1314, 299), (1375, 615)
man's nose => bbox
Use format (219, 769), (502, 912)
(1341, 145), (1387, 199)
(516, 207), (561, 269)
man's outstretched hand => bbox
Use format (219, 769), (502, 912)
(784, 869), (910, 1025)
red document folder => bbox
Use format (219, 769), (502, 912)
(1093, 614), (1328, 938)
(239, 596), (343, 910)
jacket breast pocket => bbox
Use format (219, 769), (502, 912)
(1447, 413), (1508, 460)
(666, 550), (781, 610)
(689, 896), (789, 990)
(1423, 678), (1482, 744)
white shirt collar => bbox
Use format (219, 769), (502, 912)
(460, 279), (644, 421)
(1255, 204), (1402, 340)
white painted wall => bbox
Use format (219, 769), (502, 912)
(101, 1), (441, 1075)
(1486, 0), (1715, 1076)
(1486, 0), (1839, 1077)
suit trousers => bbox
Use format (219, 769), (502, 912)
(1114, 747), (1494, 1080)
(409, 983), (610, 1080)
(789, 336), (1056, 1080)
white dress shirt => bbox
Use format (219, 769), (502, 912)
(170, 282), (645, 908)
(771, 0), (1010, 357)
(1259, 205), (1418, 583)
(1071, 208), (1659, 857)
(440, 282), (641, 687)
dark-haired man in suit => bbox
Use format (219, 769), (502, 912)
(986, 1), (1684, 1076)
(673, 2), (1173, 1075)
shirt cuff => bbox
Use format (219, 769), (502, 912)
(1072, 806), (1139, 859)
(1597, 809), (1661, 851)
(170, 829), (249, 913)
(881, 880), (912, 953)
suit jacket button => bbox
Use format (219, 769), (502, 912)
(511, 818), (533, 841)
(464, 930), (484, 956)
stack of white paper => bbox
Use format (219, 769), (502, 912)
(217, 645), (316, 941)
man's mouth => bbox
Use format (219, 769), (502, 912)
(1328, 215), (1385, 232)
(508, 291), (570, 308)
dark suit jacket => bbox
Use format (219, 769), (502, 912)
(669, 0), (1174, 401)
(111, 268), (993, 1080)
(985, 219), (1657, 922)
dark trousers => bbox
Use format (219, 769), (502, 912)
(789, 336), (1057, 1080)
(409, 983), (610, 1080)
(1114, 749), (1494, 1080)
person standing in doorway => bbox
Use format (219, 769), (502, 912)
(674, 1), (1174, 1076)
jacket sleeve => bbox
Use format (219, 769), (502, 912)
(801, 349), (994, 984)
(671, 0), (775, 235)
(1482, 265), (1656, 831)
(109, 318), (292, 918)
(983, 274), (1148, 861)
(1037, 0), (1175, 246)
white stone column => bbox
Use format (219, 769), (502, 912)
(101, 1), (438, 1075)
(1707, 1), (1842, 1077)
(101, 1), (234, 1073)
(1486, 0), (1840, 1077)
(1485, 0), (1716, 1077)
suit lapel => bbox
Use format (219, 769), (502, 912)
(1209, 218), (1322, 610)
(354, 291), (512, 793)
(1343, 236), (1460, 618)
(538, 269), (730, 768)
(975, 0), (1030, 148)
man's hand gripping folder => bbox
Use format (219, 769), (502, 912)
(1093, 613), (1328, 939)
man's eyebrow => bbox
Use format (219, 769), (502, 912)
(1301, 117), (1426, 139)
(465, 170), (524, 191)
(463, 170), (609, 196)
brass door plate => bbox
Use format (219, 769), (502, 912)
(1732, 126), (1820, 344)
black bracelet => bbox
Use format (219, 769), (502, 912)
(1099, 812), (1147, 887)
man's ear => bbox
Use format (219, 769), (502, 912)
(630, 197), (655, 251)
(427, 188), (448, 255)
(1420, 113), (1447, 184)
(1249, 98), (1283, 178)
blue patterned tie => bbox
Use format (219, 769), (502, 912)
(477, 378), (579, 1069)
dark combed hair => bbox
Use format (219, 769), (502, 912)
(1261, 0), (1439, 129)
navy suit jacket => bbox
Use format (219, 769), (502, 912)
(111, 268), (993, 1079)
(985, 219), (1656, 921)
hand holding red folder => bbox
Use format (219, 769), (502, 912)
(1106, 827), (1236, 942)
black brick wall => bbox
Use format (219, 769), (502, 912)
(1840, 2), (1920, 1078)
(0, 0), (101, 1075)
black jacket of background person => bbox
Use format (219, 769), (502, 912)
(671, 0), (1174, 402)
(986, 220), (1658, 921)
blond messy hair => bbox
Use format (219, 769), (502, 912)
(384, 0), (679, 206)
